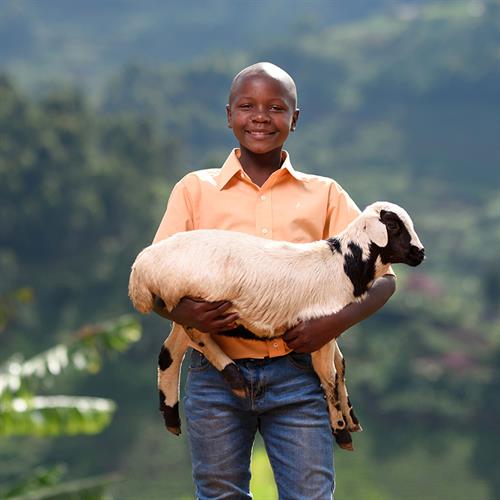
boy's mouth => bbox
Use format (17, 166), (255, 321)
(246, 130), (276, 137)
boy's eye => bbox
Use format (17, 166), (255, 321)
(270, 105), (284, 111)
(239, 103), (252, 109)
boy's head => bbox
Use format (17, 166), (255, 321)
(226, 62), (299, 155)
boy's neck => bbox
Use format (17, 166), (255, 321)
(238, 146), (284, 187)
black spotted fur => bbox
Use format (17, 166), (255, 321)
(158, 345), (173, 371)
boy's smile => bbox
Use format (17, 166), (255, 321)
(226, 73), (299, 156)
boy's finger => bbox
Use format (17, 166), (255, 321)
(283, 337), (298, 349)
(218, 325), (237, 332)
(214, 312), (239, 328)
(283, 331), (298, 344)
(188, 298), (229, 308)
(211, 301), (233, 313)
(218, 312), (240, 324)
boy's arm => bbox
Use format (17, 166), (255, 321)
(153, 179), (194, 243)
(283, 274), (396, 353)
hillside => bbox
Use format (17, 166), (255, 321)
(101, 1), (500, 197)
(0, 0), (431, 90)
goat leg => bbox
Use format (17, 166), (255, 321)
(334, 342), (362, 433)
(183, 326), (250, 399)
(312, 345), (353, 451)
(158, 323), (189, 435)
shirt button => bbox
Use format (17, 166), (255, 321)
(260, 195), (266, 201)
(273, 342), (279, 348)
(261, 228), (268, 235)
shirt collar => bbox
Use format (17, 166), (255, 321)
(215, 149), (309, 190)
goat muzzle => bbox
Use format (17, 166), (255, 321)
(406, 246), (425, 266)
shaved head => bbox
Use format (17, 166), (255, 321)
(229, 62), (298, 109)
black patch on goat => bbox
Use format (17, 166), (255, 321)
(326, 237), (342, 254)
(158, 345), (173, 371)
(378, 210), (409, 264)
(217, 325), (264, 341)
(159, 390), (181, 434)
(334, 428), (352, 447)
(377, 210), (424, 266)
(343, 242), (378, 297)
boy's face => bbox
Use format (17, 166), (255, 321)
(226, 74), (299, 155)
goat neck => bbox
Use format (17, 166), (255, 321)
(329, 219), (391, 298)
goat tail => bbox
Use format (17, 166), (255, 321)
(128, 262), (155, 314)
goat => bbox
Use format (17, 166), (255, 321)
(129, 201), (425, 450)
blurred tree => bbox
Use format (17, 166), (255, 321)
(0, 74), (193, 497)
(0, 299), (141, 498)
(100, 1), (500, 197)
(0, 75), (179, 346)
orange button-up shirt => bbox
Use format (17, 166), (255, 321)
(153, 149), (362, 359)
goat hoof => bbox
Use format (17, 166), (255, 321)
(334, 428), (354, 451)
(166, 425), (181, 436)
(221, 363), (248, 398)
(347, 408), (362, 432)
(159, 397), (181, 433)
(161, 408), (181, 435)
(339, 441), (354, 451)
(348, 423), (363, 433)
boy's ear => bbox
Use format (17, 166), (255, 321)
(291, 108), (300, 131)
(226, 104), (232, 128)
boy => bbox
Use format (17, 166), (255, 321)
(153, 62), (395, 499)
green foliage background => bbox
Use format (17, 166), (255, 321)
(1, 1), (499, 498)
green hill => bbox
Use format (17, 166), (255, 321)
(0, 0), (429, 89)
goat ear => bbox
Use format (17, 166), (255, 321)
(364, 217), (388, 247)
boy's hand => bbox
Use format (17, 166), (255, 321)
(153, 296), (239, 334)
(284, 274), (396, 353)
(283, 315), (344, 353)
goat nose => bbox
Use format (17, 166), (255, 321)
(410, 245), (425, 256)
(410, 246), (425, 263)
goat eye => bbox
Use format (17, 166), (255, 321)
(386, 220), (399, 232)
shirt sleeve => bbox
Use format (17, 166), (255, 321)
(323, 182), (361, 238)
(152, 179), (195, 243)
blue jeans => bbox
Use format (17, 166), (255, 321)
(184, 349), (335, 500)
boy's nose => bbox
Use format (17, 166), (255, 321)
(252, 109), (270, 122)
(252, 114), (270, 123)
